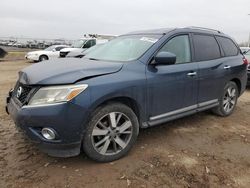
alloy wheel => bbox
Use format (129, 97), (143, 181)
(91, 112), (133, 155)
(223, 86), (237, 113)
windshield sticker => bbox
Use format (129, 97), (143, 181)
(140, 37), (158, 43)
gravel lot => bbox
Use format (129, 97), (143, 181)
(1, 53), (250, 188)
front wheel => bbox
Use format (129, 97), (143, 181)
(212, 81), (239, 116)
(39, 55), (48, 62)
(82, 103), (139, 162)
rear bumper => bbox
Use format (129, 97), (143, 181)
(6, 96), (90, 157)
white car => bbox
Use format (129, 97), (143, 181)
(25, 45), (69, 62)
(240, 47), (250, 62)
(60, 38), (108, 58)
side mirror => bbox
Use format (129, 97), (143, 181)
(153, 52), (176, 65)
(52, 49), (56, 52)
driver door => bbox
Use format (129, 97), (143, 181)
(146, 34), (198, 123)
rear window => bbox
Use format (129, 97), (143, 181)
(193, 34), (221, 61)
(216, 36), (238, 56)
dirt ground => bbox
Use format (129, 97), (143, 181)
(0, 53), (250, 188)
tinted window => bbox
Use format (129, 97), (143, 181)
(84, 40), (96, 48)
(55, 46), (65, 51)
(216, 37), (238, 56)
(193, 35), (221, 61)
(159, 35), (191, 64)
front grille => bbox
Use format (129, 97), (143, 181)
(60, 51), (69, 58)
(13, 82), (33, 105)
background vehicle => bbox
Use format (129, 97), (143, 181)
(241, 47), (250, 85)
(0, 47), (7, 58)
(60, 38), (108, 58)
(6, 28), (247, 162)
(241, 47), (250, 61)
(66, 44), (103, 58)
(25, 45), (69, 62)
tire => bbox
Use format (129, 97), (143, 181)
(212, 81), (239, 117)
(82, 103), (139, 162)
(39, 55), (48, 62)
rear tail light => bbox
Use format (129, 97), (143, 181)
(243, 57), (249, 65)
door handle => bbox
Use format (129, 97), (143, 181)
(224, 65), (231, 69)
(187, 72), (197, 77)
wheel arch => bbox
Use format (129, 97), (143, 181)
(90, 96), (145, 127)
(230, 78), (241, 94)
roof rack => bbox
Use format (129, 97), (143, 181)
(185, 26), (223, 34)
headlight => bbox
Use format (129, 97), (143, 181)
(28, 84), (88, 106)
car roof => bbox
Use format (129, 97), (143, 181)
(124, 27), (229, 38)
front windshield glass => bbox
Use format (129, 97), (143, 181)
(72, 40), (86, 48)
(83, 44), (103, 54)
(44, 46), (55, 51)
(85, 35), (161, 62)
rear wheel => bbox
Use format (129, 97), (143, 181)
(39, 55), (48, 62)
(82, 103), (139, 162)
(212, 81), (238, 116)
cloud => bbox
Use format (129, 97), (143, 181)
(0, 0), (249, 42)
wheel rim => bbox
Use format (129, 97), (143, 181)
(41, 56), (47, 61)
(223, 86), (237, 113)
(91, 112), (133, 156)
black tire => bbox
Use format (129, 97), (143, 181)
(82, 103), (139, 162)
(39, 55), (48, 62)
(212, 81), (239, 117)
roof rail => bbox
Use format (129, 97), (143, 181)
(185, 26), (223, 34)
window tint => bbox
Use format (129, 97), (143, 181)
(193, 35), (221, 61)
(55, 46), (65, 51)
(159, 35), (191, 64)
(216, 37), (238, 56)
(84, 40), (96, 48)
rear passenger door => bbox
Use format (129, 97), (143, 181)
(192, 34), (227, 106)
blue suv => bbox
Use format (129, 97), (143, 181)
(6, 27), (248, 162)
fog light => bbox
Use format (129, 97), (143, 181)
(41, 128), (56, 140)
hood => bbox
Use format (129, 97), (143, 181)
(60, 47), (81, 52)
(19, 58), (123, 85)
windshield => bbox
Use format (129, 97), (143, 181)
(44, 46), (55, 51)
(82, 44), (103, 54)
(85, 35), (161, 62)
(72, 40), (86, 48)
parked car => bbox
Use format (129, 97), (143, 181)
(60, 38), (107, 58)
(25, 45), (69, 62)
(240, 47), (250, 85)
(0, 47), (7, 58)
(66, 44), (103, 58)
(6, 27), (248, 162)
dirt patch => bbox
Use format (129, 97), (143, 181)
(0, 57), (250, 187)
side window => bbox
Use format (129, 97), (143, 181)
(159, 35), (191, 64)
(193, 34), (221, 61)
(55, 47), (65, 51)
(91, 39), (96, 46)
(84, 40), (96, 48)
(216, 36), (238, 56)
